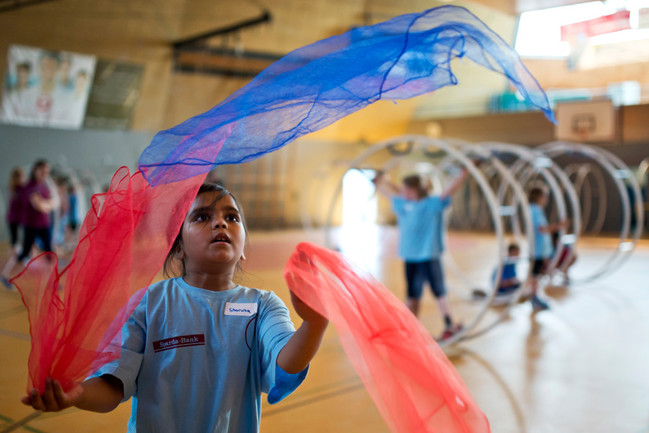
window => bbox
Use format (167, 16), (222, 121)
(515, 1), (647, 58)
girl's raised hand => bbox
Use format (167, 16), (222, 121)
(21, 377), (83, 412)
(290, 291), (328, 327)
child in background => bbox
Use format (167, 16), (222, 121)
(1, 167), (25, 289)
(472, 243), (521, 306)
(373, 170), (467, 341)
(65, 180), (80, 251)
(551, 231), (577, 285)
(22, 183), (329, 432)
(5, 167), (25, 253)
(529, 187), (565, 312)
(53, 176), (69, 253)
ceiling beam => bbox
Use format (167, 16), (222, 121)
(0, 0), (57, 13)
(173, 9), (271, 49)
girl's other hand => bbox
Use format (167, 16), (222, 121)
(21, 377), (83, 412)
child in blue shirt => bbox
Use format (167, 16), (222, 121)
(21, 183), (328, 432)
(373, 170), (467, 341)
(529, 187), (565, 312)
(472, 243), (521, 305)
(495, 243), (521, 296)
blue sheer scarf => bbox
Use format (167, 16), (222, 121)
(139, 5), (554, 185)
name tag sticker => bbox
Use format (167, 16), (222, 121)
(225, 302), (258, 316)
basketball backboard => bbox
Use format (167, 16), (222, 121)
(555, 99), (616, 142)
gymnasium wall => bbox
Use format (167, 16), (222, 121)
(524, 59), (649, 91)
(0, 0), (647, 239)
(409, 106), (649, 236)
(410, 104), (649, 149)
(0, 0), (517, 131)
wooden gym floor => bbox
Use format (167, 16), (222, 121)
(1, 228), (648, 433)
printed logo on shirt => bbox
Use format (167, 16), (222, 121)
(153, 334), (205, 353)
(224, 302), (258, 316)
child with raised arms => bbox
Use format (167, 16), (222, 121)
(21, 183), (329, 432)
(373, 170), (467, 341)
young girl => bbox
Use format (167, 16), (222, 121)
(21, 183), (328, 432)
(1, 167), (25, 288)
(373, 171), (466, 341)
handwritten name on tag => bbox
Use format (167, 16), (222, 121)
(224, 302), (258, 316)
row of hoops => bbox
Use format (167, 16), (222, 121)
(313, 136), (644, 346)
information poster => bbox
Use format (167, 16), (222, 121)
(1, 44), (96, 129)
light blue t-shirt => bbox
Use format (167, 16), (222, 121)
(391, 195), (451, 261)
(531, 203), (552, 259)
(92, 277), (307, 433)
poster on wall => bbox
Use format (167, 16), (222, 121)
(0, 44), (96, 129)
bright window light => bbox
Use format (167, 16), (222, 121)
(515, 1), (646, 58)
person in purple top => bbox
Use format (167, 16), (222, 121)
(2, 167), (26, 288)
(17, 159), (54, 263)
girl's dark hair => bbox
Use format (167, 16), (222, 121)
(163, 183), (247, 278)
(402, 174), (428, 199)
(30, 159), (49, 182)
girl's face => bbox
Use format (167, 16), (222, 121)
(402, 185), (419, 201)
(179, 191), (246, 274)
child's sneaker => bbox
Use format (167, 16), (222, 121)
(471, 289), (487, 300)
(531, 296), (550, 312)
(437, 323), (464, 342)
(1, 277), (15, 291)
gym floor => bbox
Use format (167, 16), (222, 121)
(1, 228), (648, 433)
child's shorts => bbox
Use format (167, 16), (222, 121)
(532, 258), (547, 276)
(496, 283), (520, 296)
(405, 258), (446, 299)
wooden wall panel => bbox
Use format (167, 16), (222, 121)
(0, 0), (522, 136)
(523, 59), (649, 91)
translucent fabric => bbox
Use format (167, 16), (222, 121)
(12, 168), (204, 392)
(13, 5), (552, 404)
(284, 242), (490, 433)
(138, 5), (554, 186)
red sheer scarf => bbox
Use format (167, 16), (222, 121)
(284, 242), (490, 433)
(12, 168), (204, 392)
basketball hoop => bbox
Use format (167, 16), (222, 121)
(572, 113), (595, 142)
(555, 100), (615, 143)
